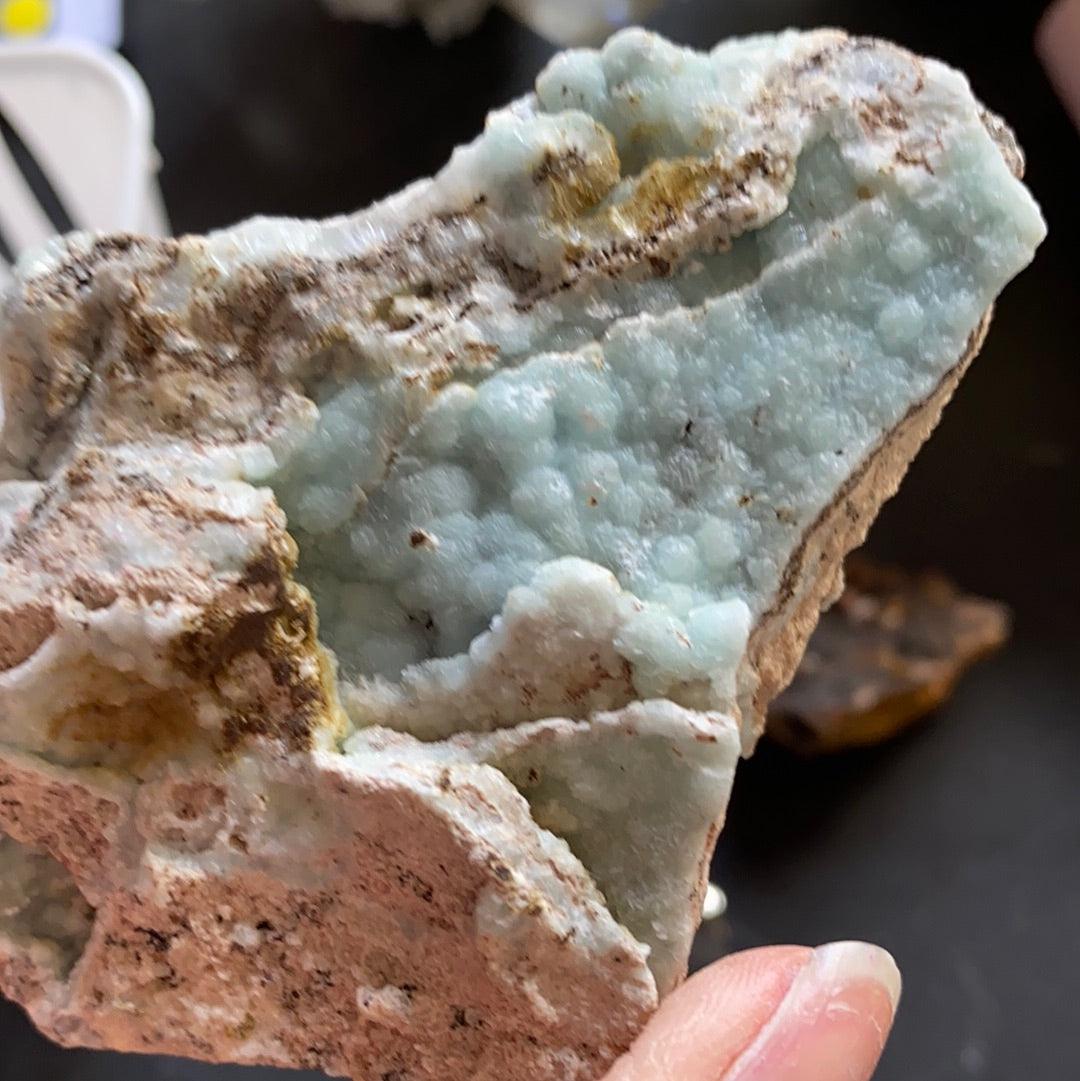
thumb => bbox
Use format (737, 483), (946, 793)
(604, 942), (901, 1081)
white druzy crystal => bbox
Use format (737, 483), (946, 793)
(0, 29), (1044, 1081)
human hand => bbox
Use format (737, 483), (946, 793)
(603, 942), (901, 1081)
(1038, 0), (1080, 127)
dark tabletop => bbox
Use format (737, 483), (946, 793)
(2, 1), (1078, 1079)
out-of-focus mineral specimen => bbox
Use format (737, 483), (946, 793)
(769, 556), (1011, 754)
(0, 28), (1044, 1081)
(323, 0), (660, 45)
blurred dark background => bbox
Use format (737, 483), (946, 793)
(2, 1), (1078, 1078)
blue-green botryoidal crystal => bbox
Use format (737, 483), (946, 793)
(0, 29), (1044, 1081)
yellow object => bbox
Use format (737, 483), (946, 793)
(0, 0), (53, 38)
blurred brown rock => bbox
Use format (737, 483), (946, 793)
(768, 556), (1010, 755)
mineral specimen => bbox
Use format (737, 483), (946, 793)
(0, 28), (1044, 1081)
(323, 0), (660, 45)
(769, 556), (1011, 754)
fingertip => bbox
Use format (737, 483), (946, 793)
(604, 942), (902, 1081)
(1038, 0), (1080, 127)
(605, 946), (814, 1081)
(810, 940), (902, 1014)
(724, 940), (902, 1081)
(677, 944), (815, 1009)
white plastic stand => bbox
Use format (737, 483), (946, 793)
(0, 40), (167, 280)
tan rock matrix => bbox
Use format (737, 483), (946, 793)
(0, 29), (1044, 1081)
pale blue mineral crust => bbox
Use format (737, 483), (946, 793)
(0, 29), (1045, 1079)
(250, 31), (1045, 745)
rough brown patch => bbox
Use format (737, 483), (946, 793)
(0, 603), (55, 672)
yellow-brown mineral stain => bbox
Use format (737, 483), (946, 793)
(610, 151), (775, 233)
(534, 132), (621, 224)
(46, 667), (200, 774)
(228, 1013), (257, 1041)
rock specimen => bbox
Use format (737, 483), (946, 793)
(769, 556), (1011, 754)
(323, 0), (660, 45)
(0, 28), (1044, 1081)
